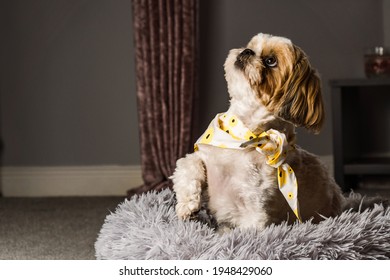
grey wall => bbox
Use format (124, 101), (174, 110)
(0, 0), (140, 166)
(384, 0), (390, 46)
(198, 0), (384, 155)
(0, 0), (386, 168)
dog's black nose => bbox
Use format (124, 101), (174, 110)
(235, 48), (255, 70)
(241, 48), (255, 56)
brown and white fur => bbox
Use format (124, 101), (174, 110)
(171, 33), (351, 231)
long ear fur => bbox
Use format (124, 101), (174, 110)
(276, 46), (324, 133)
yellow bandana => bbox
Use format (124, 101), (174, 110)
(195, 112), (301, 221)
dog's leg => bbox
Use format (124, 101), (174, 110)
(171, 152), (206, 220)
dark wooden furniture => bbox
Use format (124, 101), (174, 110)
(331, 78), (390, 191)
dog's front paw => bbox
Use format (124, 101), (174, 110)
(175, 194), (201, 220)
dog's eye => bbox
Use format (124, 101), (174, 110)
(264, 56), (277, 67)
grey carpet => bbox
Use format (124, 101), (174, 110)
(95, 188), (390, 260)
(0, 196), (123, 259)
(0, 187), (388, 260)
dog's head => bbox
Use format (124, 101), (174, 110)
(224, 33), (324, 133)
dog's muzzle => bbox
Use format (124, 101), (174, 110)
(235, 48), (255, 69)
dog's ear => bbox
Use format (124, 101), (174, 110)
(276, 46), (324, 133)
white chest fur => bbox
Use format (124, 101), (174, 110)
(198, 145), (276, 229)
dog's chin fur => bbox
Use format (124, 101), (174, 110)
(171, 33), (343, 231)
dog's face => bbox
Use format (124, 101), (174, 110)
(224, 33), (324, 133)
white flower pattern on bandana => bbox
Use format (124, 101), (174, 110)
(195, 112), (301, 222)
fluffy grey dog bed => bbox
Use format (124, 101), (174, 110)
(95, 188), (390, 260)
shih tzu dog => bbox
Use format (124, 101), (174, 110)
(171, 33), (357, 231)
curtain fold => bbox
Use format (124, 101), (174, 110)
(128, 0), (198, 197)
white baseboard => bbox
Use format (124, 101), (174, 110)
(0, 165), (143, 197)
(0, 155), (334, 197)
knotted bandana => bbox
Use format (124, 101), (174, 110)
(195, 112), (301, 221)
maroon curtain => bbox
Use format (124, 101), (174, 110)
(128, 0), (199, 197)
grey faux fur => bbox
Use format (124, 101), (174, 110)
(95, 188), (390, 260)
